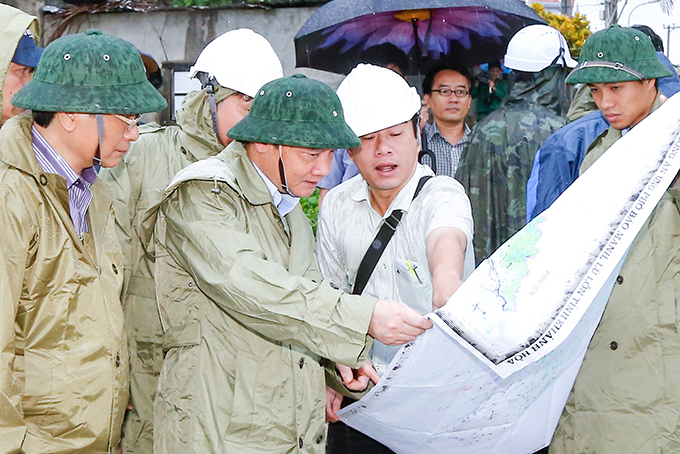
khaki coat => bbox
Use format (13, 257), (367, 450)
(551, 94), (680, 453)
(149, 141), (376, 453)
(0, 116), (127, 453)
(99, 89), (225, 453)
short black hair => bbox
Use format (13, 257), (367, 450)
(422, 64), (472, 95)
(632, 25), (664, 52)
(488, 60), (502, 70)
(33, 111), (56, 128)
(360, 44), (409, 76)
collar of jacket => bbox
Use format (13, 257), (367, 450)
(217, 140), (283, 206)
(0, 115), (44, 176)
(176, 89), (225, 160)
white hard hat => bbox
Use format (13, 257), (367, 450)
(337, 64), (422, 138)
(504, 25), (577, 72)
(189, 29), (283, 98)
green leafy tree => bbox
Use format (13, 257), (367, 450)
(300, 188), (320, 234)
(531, 3), (591, 60)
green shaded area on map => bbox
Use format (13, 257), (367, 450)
(496, 218), (545, 310)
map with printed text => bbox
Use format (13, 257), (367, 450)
(337, 94), (680, 453)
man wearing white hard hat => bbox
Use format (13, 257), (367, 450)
(456, 24), (574, 264)
(317, 63), (475, 453)
(99, 28), (283, 454)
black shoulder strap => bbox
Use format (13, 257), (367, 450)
(352, 175), (433, 295)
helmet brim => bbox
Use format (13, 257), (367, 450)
(12, 78), (167, 114)
(228, 115), (360, 150)
(566, 58), (673, 84)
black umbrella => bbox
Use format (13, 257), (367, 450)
(295, 0), (545, 75)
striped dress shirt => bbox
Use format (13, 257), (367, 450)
(421, 121), (470, 178)
(32, 126), (97, 235)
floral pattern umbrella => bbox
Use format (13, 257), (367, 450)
(295, 0), (545, 75)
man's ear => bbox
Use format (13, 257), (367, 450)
(253, 142), (272, 155)
(422, 94), (431, 106)
(58, 112), (78, 133)
(347, 146), (360, 162)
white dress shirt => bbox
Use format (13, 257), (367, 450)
(317, 163), (475, 375)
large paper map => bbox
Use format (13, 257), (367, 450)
(337, 94), (680, 453)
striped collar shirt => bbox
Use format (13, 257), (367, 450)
(421, 121), (470, 177)
(32, 126), (97, 235)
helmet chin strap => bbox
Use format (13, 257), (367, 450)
(278, 145), (294, 196)
(206, 83), (221, 141)
(93, 114), (104, 170)
(197, 73), (221, 141)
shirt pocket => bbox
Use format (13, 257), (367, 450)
(394, 259), (431, 314)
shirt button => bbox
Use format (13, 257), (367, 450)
(610, 341), (618, 351)
(616, 275), (624, 284)
(299, 357), (305, 369)
(316, 434), (324, 444)
(299, 437), (304, 449)
(318, 357), (324, 367)
(116, 355), (121, 367)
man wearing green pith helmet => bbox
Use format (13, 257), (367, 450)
(550, 25), (680, 454)
(0, 29), (166, 453)
(145, 74), (433, 453)
(98, 29), (283, 454)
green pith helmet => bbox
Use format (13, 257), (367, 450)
(566, 25), (672, 84)
(12, 29), (167, 114)
(228, 74), (360, 149)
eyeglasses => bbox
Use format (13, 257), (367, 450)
(432, 88), (470, 98)
(113, 114), (142, 132)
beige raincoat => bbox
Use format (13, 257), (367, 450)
(0, 116), (128, 453)
(0, 4), (40, 126)
(99, 88), (226, 453)
(551, 94), (680, 453)
(148, 141), (376, 453)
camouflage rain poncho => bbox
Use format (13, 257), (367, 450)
(456, 66), (567, 264)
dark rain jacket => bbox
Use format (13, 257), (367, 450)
(456, 66), (566, 263)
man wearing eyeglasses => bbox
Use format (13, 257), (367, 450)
(0, 30), (166, 453)
(419, 64), (473, 177)
(98, 28), (283, 454)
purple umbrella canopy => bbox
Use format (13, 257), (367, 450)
(295, 0), (545, 75)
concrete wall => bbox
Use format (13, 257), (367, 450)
(2, 0), (44, 18)
(43, 6), (343, 96)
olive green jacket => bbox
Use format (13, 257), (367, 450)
(0, 4), (40, 126)
(551, 94), (680, 453)
(148, 141), (376, 453)
(99, 88), (224, 453)
(0, 116), (127, 453)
